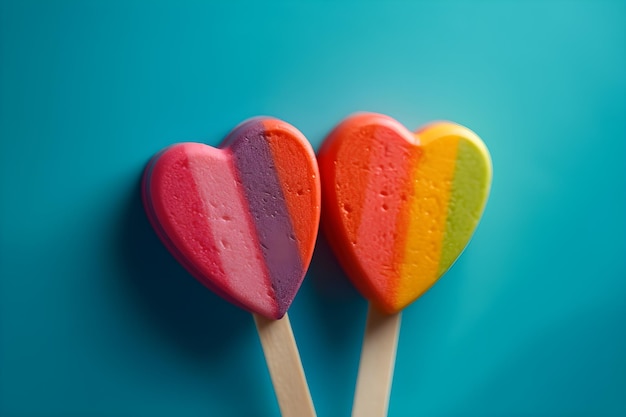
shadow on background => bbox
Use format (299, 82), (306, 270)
(308, 231), (366, 345)
(298, 229), (368, 417)
(117, 174), (250, 359)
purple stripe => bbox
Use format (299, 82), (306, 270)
(227, 120), (303, 316)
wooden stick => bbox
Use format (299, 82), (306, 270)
(352, 305), (402, 417)
(254, 313), (317, 417)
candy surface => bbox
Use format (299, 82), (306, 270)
(143, 118), (321, 319)
(318, 113), (492, 314)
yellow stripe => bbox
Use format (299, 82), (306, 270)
(396, 131), (459, 309)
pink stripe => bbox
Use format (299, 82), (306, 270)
(186, 144), (278, 318)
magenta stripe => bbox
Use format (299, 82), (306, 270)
(142, 148), (246, 311)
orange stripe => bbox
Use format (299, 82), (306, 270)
(263, 119), (320, 266)
(318, 119), (377, 305)
(319, 117), (380, 305)
(333, 124), (376, 249)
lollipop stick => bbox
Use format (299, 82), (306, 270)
(254, 313), (317, 417)
(352, 305), (402, 417)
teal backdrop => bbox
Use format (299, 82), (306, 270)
(1, 1), (625, 416)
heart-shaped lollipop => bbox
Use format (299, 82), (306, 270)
(143, 117), (321, 320)
(318, 113), (492, 314)
(319, 113), (492, 417)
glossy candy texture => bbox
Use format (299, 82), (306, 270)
(318, 113), (492, 314)
(143, 118), (321, 319)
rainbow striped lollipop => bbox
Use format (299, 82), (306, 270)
(143, 117), (320, 417)
(318, 113), (492, 417)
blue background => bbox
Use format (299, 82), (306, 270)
(1, 1), (625, 416)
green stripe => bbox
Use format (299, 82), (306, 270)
(437, 137), (492, 275)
